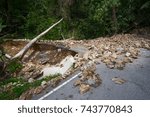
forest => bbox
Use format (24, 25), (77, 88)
(0, 0), (150, 39)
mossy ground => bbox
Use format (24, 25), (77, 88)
(0, 74), (59, 100)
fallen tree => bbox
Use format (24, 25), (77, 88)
(12, 18), (63, 60)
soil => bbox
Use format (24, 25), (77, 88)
(1, 40), (77, 80)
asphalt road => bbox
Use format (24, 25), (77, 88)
(34, 48), (150, 100)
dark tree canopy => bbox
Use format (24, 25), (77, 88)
(0, 0), (150, 39)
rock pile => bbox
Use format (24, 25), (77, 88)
(69, 34), (150, 70)
(74, 61), (102, 94)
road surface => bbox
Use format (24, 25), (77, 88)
(32, 49), (150, 100)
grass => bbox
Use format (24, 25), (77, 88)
(0, 74), (60, 100)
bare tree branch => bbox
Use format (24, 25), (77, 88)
(12, 18), (63, 60)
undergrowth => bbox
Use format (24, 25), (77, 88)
(0, 74), (60, 100)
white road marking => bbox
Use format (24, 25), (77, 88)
(38, 72), (82, 100)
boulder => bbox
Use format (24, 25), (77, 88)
(42, 55), (75, 77)
(79, 84), (91, 94)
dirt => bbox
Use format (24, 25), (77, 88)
(1, 40), (77, 80)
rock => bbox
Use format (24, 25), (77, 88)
(135, 42), (141, 48)
(104, 46), (109, 50)
(79, 84), (91, 94)
(131, 53), (138, 59)
(27, 66), (35, 72)
(50, 78), (61, 88)
(57, 48), (62, 52)
(34, 86), (43, 94)
(92, 74), (102, 87)
(107, 64), (115, 69)
(74, 79), (82, 86)
(93, 59), (101, 64)
(103, 51), (112, 58)
(82, 67), (94, 78)
(144, 44), (149, 49)
(42, 55), (75, 77)
(81, 61), (96, 77)
(110, 57), (116, 63)
(19, 89), (34, 100)
(103, 58), (111, 65)
(116, 47), (124, 53)
(40, 58), (49, 65)
(28, 78), (34, 83)
(112, 77), (126, 85)
(32, 71), (43, 79)
(123, 57), (130, 63)
(87, 78), (95, 86)
(130, 46), (135, 50)
(111, 53), (117, 59)
(125, 52), (131, 57)
(80, 76), (87, 81)
(5, 82), (13, 90)
(115, 61), (125, 70)
(83, 51), (90, 60)
(41, 81), (47, 88)
(128, 57), (133, 63)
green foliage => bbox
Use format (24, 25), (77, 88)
(0, 0), (150, 39)
(0, 74), (60, 99)
(141, 1), (150, 9)
(6, 59), (23, 73)
(0, 18), (6, 33)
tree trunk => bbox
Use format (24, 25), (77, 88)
(112, 6), (118, 34)
(12, 18), (63, 60)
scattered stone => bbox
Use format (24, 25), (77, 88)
(79, 84), (91, 94)
(104, 46), (109, 50)
(92, 74), (102, 87)
(111, 53), (117, 59)
(107, 64), (115, 69)
(50, 78), (61, 88)
(135, 42), (141, 48)
(112, 77), (126, 85)
(40, 58), (49, 65)
(27, 66), (35, 72)
(103, 51), (112, 58)
(80, 75), (87, 81)
(83, 51), (90, 60)
(32, 71), (43, 79)
(75, 60), (102, 94)
(144, 44), (149, 49)
(116, 47), (124, 54)
(87, 78), (95, 86)
(34, 86), (43, 94)
(74, 79), (82, 86)
(19, 89), (34, 100)
(28, 78), (34, 83)
(125, 52), (131, 57)
(57, 48), (62, 52)
(93, 59), (101, 64)
(41, 81), (47, 88)
(115, 61), (125, 70)
(128, 57), (133, 63)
